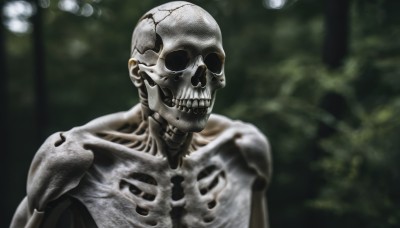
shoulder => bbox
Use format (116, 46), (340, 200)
(201, 114), (272, 188)
(30, 104), (143, 183)
(76, 104), (143, 133)
(26, 105), (143, 210)
(37, 104), (143, 156)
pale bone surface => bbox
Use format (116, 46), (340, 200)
(11, 1), (272, 228)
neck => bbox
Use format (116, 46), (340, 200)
(142, 105), (192, 168)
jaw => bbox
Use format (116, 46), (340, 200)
(144, 81), (212, 133)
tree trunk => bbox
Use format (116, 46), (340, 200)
(0, 2), (10, 227)
(306, 0), (350, 227)
(323, 0), (349, 68)
(30, 0), (48, 145)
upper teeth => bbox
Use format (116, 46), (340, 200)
(173, 98), (211, 108)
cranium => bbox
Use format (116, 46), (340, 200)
(129, 1), (226, 132)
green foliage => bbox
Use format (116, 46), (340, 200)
(216, 0), (400, 227)
(4, 0), (400, 227)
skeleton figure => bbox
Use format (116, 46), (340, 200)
(11, 2), (271, 228)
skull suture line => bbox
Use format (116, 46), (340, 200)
(129, 1), (226, 132)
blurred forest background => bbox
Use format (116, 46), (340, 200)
(1, 0), (400, 227)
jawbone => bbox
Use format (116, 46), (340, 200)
(144, 80), (213, 132)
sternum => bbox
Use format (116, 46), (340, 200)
(170, 175), (185, 227)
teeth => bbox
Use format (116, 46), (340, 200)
(172, 105), (208, 115)
(173, 95), (211, 114)
(192, 100), (199, 108)
(199, 100), (205, 107)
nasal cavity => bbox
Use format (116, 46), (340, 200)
(191, 65), (207, 87)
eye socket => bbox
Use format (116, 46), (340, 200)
(204, 53), (223, 74)
(165, 50), (190, 71)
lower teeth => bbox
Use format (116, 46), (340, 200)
(175, 105), (206, 114)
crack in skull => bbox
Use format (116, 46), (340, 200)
(129, 2), (226, 132)
(155, 3), (194, 27)
(131, 3), (194, 57)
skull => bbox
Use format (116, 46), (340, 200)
(129, 1), (226, 133)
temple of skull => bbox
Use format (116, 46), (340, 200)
(11, 1), (272, 228)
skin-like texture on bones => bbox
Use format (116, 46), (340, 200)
(10, 2), (272, 227)
(11, 105), (271, 228)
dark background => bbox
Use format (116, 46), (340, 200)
(1, 0), (400, 227)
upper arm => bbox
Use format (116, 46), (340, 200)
(202, 114), (272, 187)
(27, 129), (94, 212)
(233, 122), (272, 189)
(26, 106), (142, 212)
